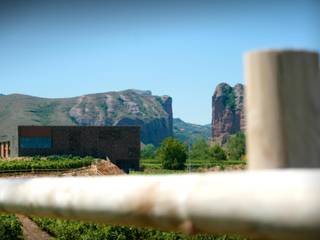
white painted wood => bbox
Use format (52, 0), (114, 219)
(245, 50), (320, 169)
(0, 172), (320, 239)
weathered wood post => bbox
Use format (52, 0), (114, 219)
(0, 143), (4, 158)
(4, 142), (7, 158)
(245, 50), (320, 169)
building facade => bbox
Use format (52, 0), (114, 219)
(14, 126), (140, 171)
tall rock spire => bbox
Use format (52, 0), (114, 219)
(212, 83), (245, 144)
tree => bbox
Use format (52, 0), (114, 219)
(225, 132), (246, 160)
(209, 144), (226, 161)
(141, 144), (157, 159)
(189, 138), (211, 160)
(158, 138), (187, 170)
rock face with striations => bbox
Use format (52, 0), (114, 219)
(0, 90), (173, 146)
(211, 83), (245, 144)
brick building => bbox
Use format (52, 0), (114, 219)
(2, 126), (140, 172)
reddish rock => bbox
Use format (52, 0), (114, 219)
(212, 83), (245, 144)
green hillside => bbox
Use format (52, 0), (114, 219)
(173, 118), (211, 144)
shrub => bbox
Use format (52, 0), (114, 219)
(209, 144), (226, 161)
(141, 144), (157, 159)
(0, 214), (23, 240)
(158, 138), (187, 170)
(0, 156), (94, 172)
(189, 138), (211, 160)
(225, 132), (246, 160)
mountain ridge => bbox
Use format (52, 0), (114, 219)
(0, 90), (173, 146)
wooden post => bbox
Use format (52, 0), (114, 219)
(0, 143), (3, 158)
(4, 142), (8, 158)
(4, 143), (6, 158)
(8, 142), (10, 158)
(245, 50), (320, 169)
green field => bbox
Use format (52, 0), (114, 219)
(0, 156), (94, 172)
(0, 214), (23, 240)
(32, 216), (246, 240)
(138, 158), (246, 173)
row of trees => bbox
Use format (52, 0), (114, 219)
(141, 132), (246, 170)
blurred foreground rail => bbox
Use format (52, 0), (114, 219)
(0, 171), (320, 240)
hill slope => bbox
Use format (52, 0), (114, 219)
(0, 90), (173, 146)
(173, 118), (211, 144)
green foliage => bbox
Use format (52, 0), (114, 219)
(139, 159), (246, 173)
(158, 138), (187, 170)
(141, 144), (157, 159)
(222, 88), (236, 111)
(32, 217), (246, 240)
(189, 140), (226, 162)
(0, 156), (94, 172)
(189, 139), (211, 160)
(225, 132), (246, 160)
(209, 145), (226, 161)
(0, 214), (23, 240)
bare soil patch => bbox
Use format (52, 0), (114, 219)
(16, 215), (53, 240)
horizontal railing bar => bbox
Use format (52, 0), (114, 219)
(0, 170), (319, 240)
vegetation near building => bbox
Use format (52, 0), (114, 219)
(225, 132), (246, 160)
(158, 138), (187, 170)
(141, 144), (157, 159)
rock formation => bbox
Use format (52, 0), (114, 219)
(211, 83), (245, 144)
(0, 90), (173, 146)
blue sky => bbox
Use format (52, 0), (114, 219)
(1, 0), (319, 124)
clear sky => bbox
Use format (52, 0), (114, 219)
(1, 0), (319, 124)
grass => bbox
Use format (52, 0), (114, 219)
(0, 214), (23, 240)
(138, 158), (246, 174)
(0, 156), (94, 172)
(130, 168), (187, 175)
(32, 216), (247, 240)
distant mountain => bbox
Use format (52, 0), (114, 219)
(0, 90), (173, 146)
(173, 118), (211, 144)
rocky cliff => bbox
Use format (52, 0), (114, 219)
(212, 83), (245, 144)
(0, 90), (173, 146)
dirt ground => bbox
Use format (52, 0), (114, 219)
(16, 215), (53, 240)
(62, 160), (125, 176)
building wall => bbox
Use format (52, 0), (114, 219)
(18, 126), (140, 171)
